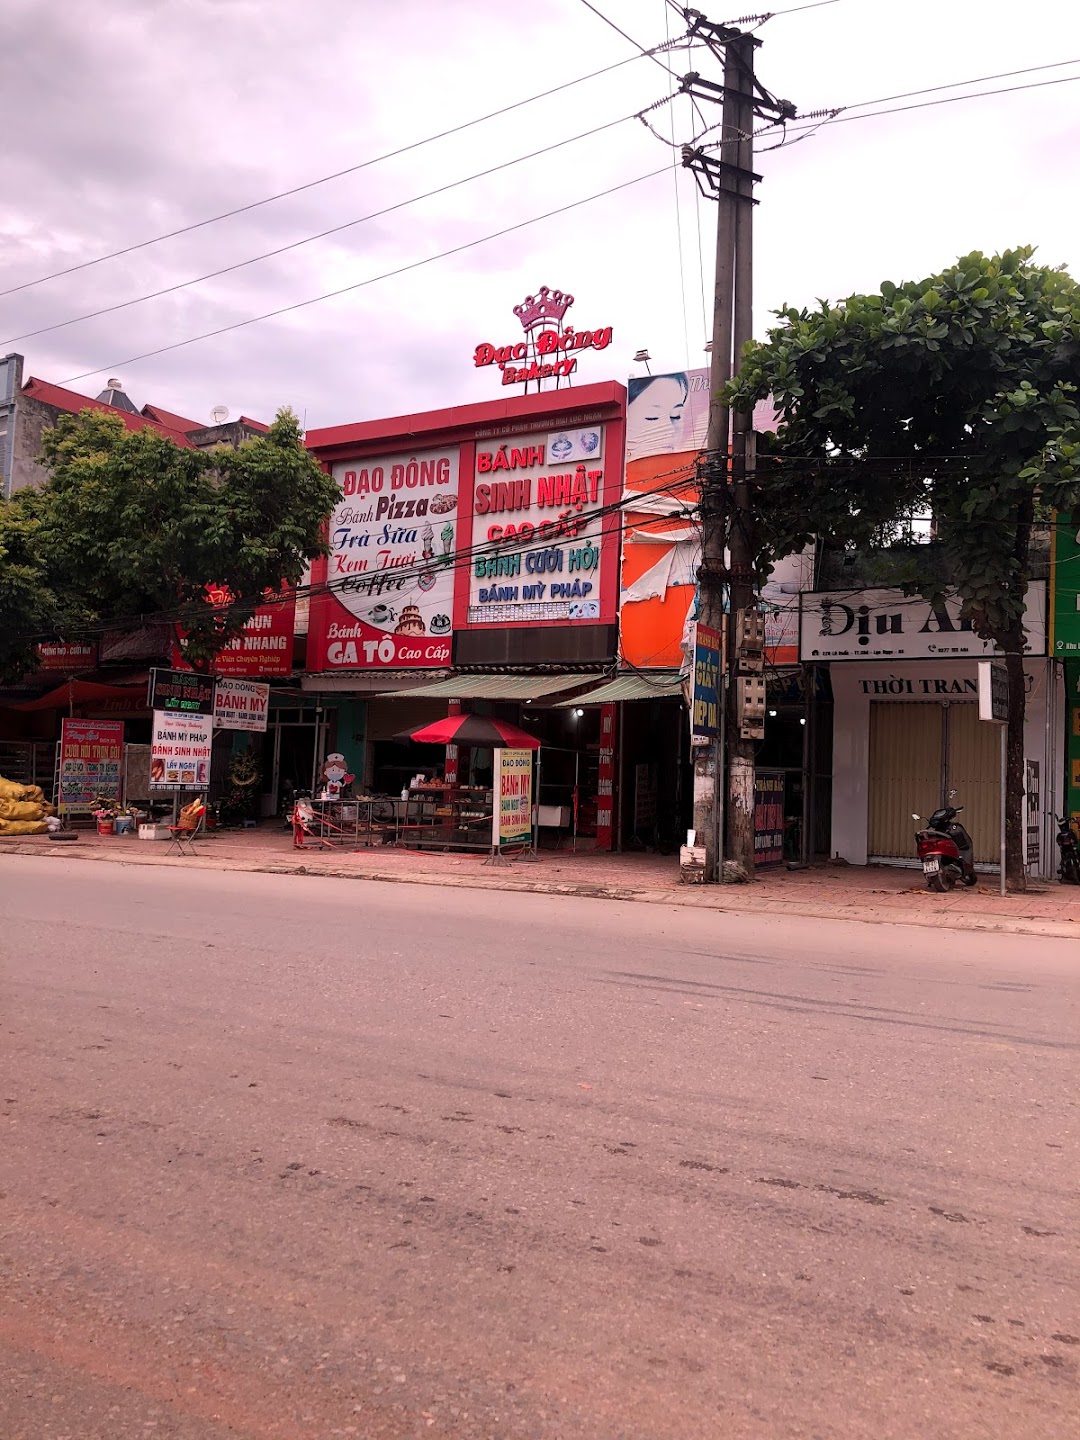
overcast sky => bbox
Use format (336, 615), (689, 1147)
(1, 0), (1077, 431)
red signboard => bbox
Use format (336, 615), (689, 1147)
(304, 383), (626, 671)
(175, 586), (295, 677)
(58, 718), (124, 815)
(35, 640), (98, 672)
(473, 287), (613, 389)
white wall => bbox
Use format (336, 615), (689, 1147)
(828, 659), (1060, 875)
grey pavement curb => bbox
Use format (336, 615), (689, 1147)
(3, 839), (1077, 941)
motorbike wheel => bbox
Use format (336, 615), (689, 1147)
(1063, 859), (1080, 886)
(928, 869), (956, 893)
(962, 871), (978, 887)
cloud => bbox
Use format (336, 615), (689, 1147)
(1, 0), (1078, 430)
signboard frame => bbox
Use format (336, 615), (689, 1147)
(58, 718), (124, 816)
(150, 710), (213, 790)
(690, 623), (721, 745)
(147, 668), (216, 715)
(799, 586), (1047, 661)
(977, 661), (1009, 724)
(492, 748), (533, 850)
(213, 678), (270, 732)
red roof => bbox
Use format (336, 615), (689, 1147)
(140, 403), (201, 433)
(22, 378), (194, 446)
(305, 381), (626, 456)
(238, 415), (269, 432)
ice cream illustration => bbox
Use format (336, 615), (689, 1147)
(421, 521), (434, 560)
(441, 522), (454, 556)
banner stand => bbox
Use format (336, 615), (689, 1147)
(485, 748), (535, 865)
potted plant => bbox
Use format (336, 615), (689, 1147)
(91, 802), (118, 836)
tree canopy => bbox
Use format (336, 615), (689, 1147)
(0, 406), (338, 676)
(726, 247), (1080, 886)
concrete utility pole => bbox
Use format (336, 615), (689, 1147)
(681, 18), (794, 880)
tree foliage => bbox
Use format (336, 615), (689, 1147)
(726, 248), (1080, 886)
(1, 406), (338, 675)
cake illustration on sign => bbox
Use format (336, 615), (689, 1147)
(394, 604), (426, 636)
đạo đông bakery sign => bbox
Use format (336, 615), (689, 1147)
(474, 286), (612, 388)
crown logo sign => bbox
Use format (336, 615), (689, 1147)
(513, 286), (574, 332)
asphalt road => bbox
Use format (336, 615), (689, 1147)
(2, 857), (1077, 1440)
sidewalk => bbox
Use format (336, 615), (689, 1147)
(4, 823), (1079, 939)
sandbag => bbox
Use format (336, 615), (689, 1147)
(22, 784), (46, 804)
(0, 776), (29, 801)
(0, 818), (48, 835)
(0, 799), (46, 821)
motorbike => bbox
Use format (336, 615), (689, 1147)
(912, 791), (978, 892)
(1056, 814), (1080, 885)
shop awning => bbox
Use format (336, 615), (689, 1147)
(388, 673), (601, 702)
(554, 670), (684, 705)
(6, 680), (149, 712)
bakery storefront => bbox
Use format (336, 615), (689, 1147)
(803, 586), (1064, 876)
(303, 382), (626, 849)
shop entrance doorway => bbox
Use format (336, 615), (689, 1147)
(263, 708), (329, 817)
(867, 701), (999, 862)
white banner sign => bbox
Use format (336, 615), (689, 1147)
(213, 678), (270, 731)
(150, 710), (213, 789)
(799, 586), (1046, 661)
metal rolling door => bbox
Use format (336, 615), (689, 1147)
(944, 701), (1000, 863)
(868, 703), (944, 859)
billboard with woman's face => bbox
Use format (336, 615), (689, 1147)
(626, 370), (711, 460)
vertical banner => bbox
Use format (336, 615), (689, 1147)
(595, 702), (618, 850)
(150, 711), (213, 789)
(493, 748), (533, 847)
(1068, 661), (1080, 823)
(444, 698), (462, 787)
(691, 623), (721, 745)
(753, 770), (785, 866)
(58, 719), (124, 815)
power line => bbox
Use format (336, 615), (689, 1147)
(3, 109), (653, 347)
(13, 465), (699, 645)
(665, 2), (693, 370)
(689, 54), (1080, 149)
(577, 0), (680, 74)
(0, 49), (664, 303)
(59, 166), (670, 385)
(720, 0), (841, 20)
(760, 62), (1080, 143)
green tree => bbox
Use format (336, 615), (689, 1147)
(0, 502), (62, 681)
(19, 406), (338, 670)
(727, 248), (1080, 888)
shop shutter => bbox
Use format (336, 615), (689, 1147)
(868, 703), (943, 859)
(944, 702), (1000, 864)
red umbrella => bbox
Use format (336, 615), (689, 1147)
(396, 713), (540, 749)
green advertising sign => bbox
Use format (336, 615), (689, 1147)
(1067, 660), (1080, 823)
(1051, 513), (1080, 655)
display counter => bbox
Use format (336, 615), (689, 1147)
(291, 785), (494, 852)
